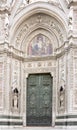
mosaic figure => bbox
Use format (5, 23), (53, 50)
(28, 34), (52, 56)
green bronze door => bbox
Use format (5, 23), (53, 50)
(27, 73), (52, 126)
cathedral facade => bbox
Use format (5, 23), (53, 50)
(0, 0), (77, 130)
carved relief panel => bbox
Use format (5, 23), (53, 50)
(24, 59), (55, 73)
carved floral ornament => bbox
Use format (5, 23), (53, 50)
(14, 14), (67, 53)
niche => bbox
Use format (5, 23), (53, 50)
(59, 86), (65, 108)
(11, 88), (20, 112)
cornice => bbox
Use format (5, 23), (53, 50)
(56, 43), (77, 58)
(0, 43), (24, 61)
(0, 42), (77, 60)
(24, 55), (56, 62)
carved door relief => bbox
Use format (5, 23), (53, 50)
(27, 73), (52, 126)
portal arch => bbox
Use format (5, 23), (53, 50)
(10, 2), (68, 51)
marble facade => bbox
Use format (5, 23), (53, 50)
(0, 0), (77, 130)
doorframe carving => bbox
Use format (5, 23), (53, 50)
(23, 70), (56, 127)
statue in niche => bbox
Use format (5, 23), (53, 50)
(28, 34), (52, 57)
(59, 86), (65, 108)
(12, 88), (19, 109)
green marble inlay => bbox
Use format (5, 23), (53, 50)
(56, 121), (77, 126)
(56, 115), (77, 119)
(0, 121), (23, 126)
(0, 115), (22, 119)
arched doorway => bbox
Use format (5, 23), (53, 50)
(27, 73), (53, 126)
(10, 3), (68, 127)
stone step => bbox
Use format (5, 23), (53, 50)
(0, 126), (77, 130)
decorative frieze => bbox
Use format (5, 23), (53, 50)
(25, 60), (55, 69)
(24, 59), (55, 78)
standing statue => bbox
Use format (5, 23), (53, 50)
(12, 88), (19, 109)
(13, 94), (18, 108)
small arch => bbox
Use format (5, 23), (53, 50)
(13, 88), (19, 94)
(60, 86), (63, 92)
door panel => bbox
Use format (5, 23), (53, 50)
(27, 74), (52, 126)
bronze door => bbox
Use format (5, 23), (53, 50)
(27, 74), (52, 126)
